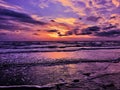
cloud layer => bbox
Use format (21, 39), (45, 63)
(0, 0), (120, 41)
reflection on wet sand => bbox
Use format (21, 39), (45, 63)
(1, 62), (120, 86)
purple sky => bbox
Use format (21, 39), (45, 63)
(0, 0), (120, 41)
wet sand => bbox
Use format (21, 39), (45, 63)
(0, 61), (120, 90)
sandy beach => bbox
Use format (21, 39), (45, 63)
(0, 61), (120, 90)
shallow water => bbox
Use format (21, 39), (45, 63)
(0, 49), (120, 65)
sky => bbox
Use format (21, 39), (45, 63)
(0, 0), (120, 41)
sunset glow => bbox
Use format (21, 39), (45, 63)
(0, 0), (120, 41)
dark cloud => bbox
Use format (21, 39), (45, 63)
(85, 26), (100, 31)
(57, 29), (78, 36)
(110, 16), (116, 19)
(66, 31), (73, 35)
(46, 30), (58, 33)
(95, 30), (120, 37)
(80, 30), (92, 35)
(81, 26), (120, 37)
(46, 29), (58, 33)
(0, 23), (17, 30)
(33, 33), (40, 36)
(58, 26), (100, 36)
(50, 20), (55, 22)
(57, 24), (120, 38)
(0, 33), (7, 35)
(86, 16), (101, 22)
(79, 26), (100, 35)
(74, 28), (82, 35)
(57, 32), (67, 36)
(78, 17), (82, 20)
(0, 8), (46, 25)
(103, 24), (117, 30)
(0, 7), (47, 32)
(0, 16), (8, 20)
(37, 30), (41, 31)
(0, 20), (31, 31)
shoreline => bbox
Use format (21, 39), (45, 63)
(0, 71), (120, 90)
(0, 62), (120, 90)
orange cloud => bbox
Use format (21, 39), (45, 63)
(31, 15), (43, 21)
(109, 14), (120, 25)
(112, 0), (120, 7)
(56, 0), (86, 16)
(47, 33), (60, 38)
(79, 0), (92, 8)
(55, 17), (76, 25)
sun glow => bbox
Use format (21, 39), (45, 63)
(48, 33), (59, 38)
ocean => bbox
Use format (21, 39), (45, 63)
(0, 41), (120, 88)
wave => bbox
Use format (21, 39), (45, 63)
(0, 81), (68, 90)
(0, 58), (120, 68)
(0, 41), (120, 49)
(0, 84), (58, 90)
(0, 46), (120, 54)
